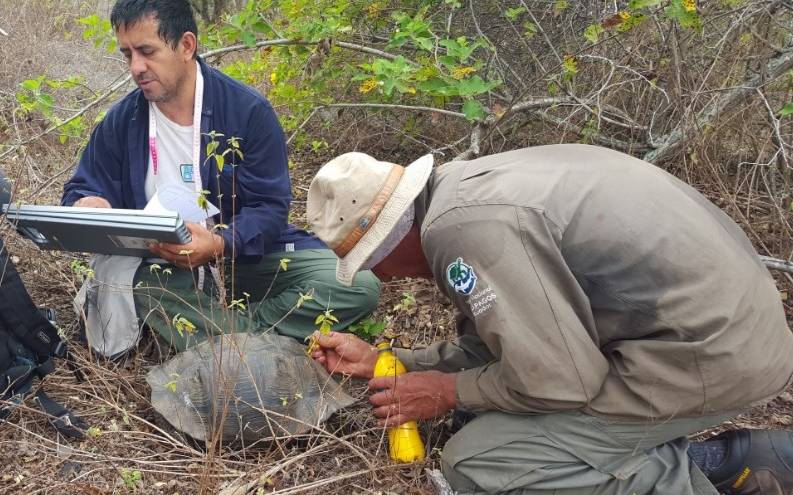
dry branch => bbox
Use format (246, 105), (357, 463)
(202, 38), (413, 65)
(761, 255), (793, 274)
(643, 47), (793, 164)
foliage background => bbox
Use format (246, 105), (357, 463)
(0, 0), (792, 493)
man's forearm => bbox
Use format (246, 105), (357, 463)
(393, 338), (492, 373)
(439, 371), (459, 410)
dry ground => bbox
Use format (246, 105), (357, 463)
(1, 2), (792, 494)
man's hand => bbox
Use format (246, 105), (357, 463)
(149, 222), (224, 269)
(310, 331), (378, 378)
(73, 196), (111, 208)
(369, 370), (457, 427)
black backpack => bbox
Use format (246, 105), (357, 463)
(0, 174), (86, 438)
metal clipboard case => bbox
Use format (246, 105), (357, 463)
(2, 205), (192, 257)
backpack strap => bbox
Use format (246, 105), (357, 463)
(1, 370), (87, 439)
(34, 389), (87, 439)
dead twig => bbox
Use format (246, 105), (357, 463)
(644, 47), (793, 164)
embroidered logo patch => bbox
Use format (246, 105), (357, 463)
(446, 257), (477, 295)
(180, 164), (194, 183)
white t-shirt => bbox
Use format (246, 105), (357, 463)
(144, 102), (197, 202)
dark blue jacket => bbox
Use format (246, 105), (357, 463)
(62, 58), (323, 262)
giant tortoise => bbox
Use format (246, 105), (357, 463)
(146, 332), (355, 444)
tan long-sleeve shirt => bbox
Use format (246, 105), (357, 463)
(395, 144), (793, 422)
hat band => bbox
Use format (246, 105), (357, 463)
(333, 164), (404, 258)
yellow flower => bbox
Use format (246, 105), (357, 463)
(366, 2), (383, 18)
(359, 78), (378, 93)
(269, 72), (278, 84)
(618, 11), (631, 21)
(683, 0), (696, 12)
(452, 66), (477, 80)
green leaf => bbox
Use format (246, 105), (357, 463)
(504, 7), (527, 21)
(523, 21), (538, 39)
(20, 78), (42, 92)
(628, 0), (663, 8)
(240, 31), (257, 47)
(553, 0), (569, 14)
(456, 75), (501, 96)
(562, 56), (579, 80)
(779, 102), (793, 118)
(414, 36), (434, 51)
(462, 99), (485, 121)
(584, 24), (604, 43)
(215, 153), (225, 172)
(665, 0), (702, 31)
(206, 140), (219, 157)
(197, 193), (209, 211)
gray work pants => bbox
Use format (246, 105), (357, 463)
(441, 409), (738, 494)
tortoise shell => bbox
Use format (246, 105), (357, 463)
(147, 332), (355, 444)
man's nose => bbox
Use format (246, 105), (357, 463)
(128, 53), (146, 77)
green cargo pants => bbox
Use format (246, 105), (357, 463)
(132, 249), (380, 351)
(441, 409), (738, 494)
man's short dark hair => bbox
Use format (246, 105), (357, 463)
(111, 0), (198, 57)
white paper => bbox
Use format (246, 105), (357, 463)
(144, 184), (220, 223)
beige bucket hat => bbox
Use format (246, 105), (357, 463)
(307, 152), (433, 286)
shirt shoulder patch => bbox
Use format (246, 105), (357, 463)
(446, 257), (477, 295)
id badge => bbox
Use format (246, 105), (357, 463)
(180, 164), (194, 183)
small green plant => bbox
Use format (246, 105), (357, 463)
(228, 298), (247, 311)
(15, 76), (89, 144)
(86, 426), (102, 438)
(348, 317), (387, 341)
(392, 292), (416, 313)
(503, 7), (526, 20)
(172, 314), (197, 337)
(562, 56), (579, 81)
(120, 468), (142, 491)
(165, 373), (179, 393)
(204, 131), (244, 173)
(296, 290), (314, 309)
(310, 139), (328, 153)
(70, 259), (94, 281)
(315, 309), (339, 334)
(78, 14), (117, 53)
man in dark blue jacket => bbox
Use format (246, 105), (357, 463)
(62, 0), (379, 351)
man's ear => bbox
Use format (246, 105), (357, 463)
(179, 32), (197, 61)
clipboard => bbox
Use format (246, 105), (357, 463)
(2, 204), (191, 257)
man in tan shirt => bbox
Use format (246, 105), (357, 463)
(306, 145), (793, 494)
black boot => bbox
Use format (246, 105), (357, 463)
(708, 429), (793, 494)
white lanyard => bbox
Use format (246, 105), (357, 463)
(146, 61), (220, 292)
(148, 60), (204, 196)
